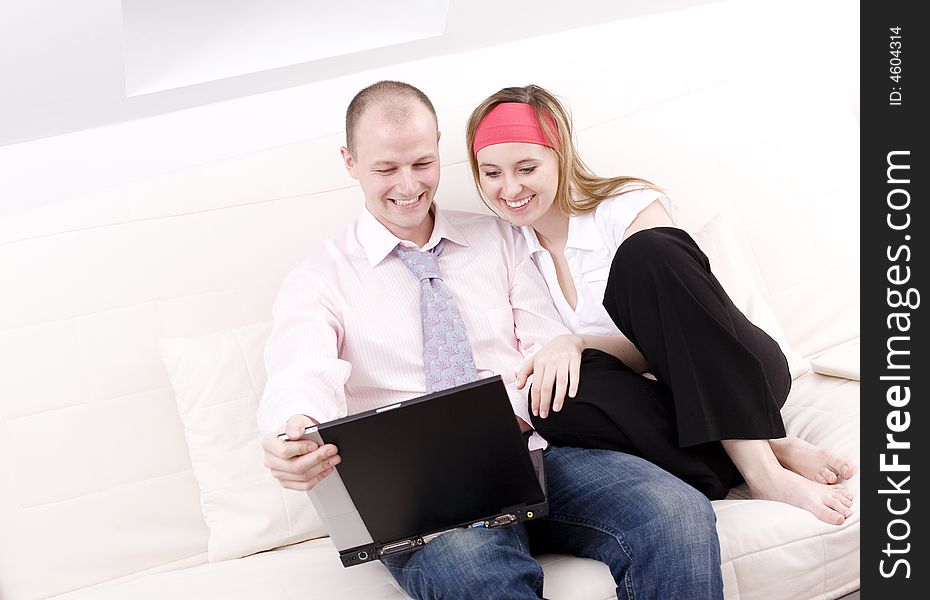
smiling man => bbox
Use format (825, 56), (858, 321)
(257, 80), (723, 600)
(340, 87), (440, 247)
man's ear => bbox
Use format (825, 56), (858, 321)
(340, 146), (358, 179)
(437, 130), (442, 143)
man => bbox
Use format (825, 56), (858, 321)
(258, 80), (723, 600)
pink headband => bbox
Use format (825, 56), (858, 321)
(472, 102), (559, 154)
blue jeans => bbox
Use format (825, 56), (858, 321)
(382, 446), (723, 599)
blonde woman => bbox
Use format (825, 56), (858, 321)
(466, 85), (854, 525)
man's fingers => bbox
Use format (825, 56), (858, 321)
(270, 452), (340, 483)
(264, 450), (307, 473)
(263, 416), (340, 493)
(279, 468), (334, 491)
(277, 438), (321, 460)
(284, 414), (313, 440)
(290, 445), (339, 473)
(265, 442), (336, 470)
(266, 448), (341, 485)
(261, 429), (319, 457)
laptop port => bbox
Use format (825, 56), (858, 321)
(490, 514), (517, 527)
(357, 551), (368, 561)
(379, 540), (417, 556)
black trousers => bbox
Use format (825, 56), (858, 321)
(530, 227), (791, 499)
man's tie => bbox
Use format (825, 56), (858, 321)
(392, 239), (479, 393)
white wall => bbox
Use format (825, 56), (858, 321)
(0, 0), (857, 218)
(0, 0), (710, 147)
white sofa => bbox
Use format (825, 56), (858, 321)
(0, 5), (859, 600)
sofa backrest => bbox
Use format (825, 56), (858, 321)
(0, 5), (857, 599)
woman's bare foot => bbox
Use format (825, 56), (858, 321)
(770, 436), (854, 484)
(748, 465), (854, 525)
(722, 439), (854, 525)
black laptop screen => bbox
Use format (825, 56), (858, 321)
(318, 377), (546, 544)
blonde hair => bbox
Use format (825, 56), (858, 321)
(466, 85), (662, 216)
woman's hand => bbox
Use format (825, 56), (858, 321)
(516, 334), (585, 419)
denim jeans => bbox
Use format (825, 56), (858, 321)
(382, 445), (723, 599)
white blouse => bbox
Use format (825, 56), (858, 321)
(518, 186), (673, 336)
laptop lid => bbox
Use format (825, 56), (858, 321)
(293, 376), (547, 566)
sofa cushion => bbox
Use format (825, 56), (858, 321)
(159, 322), (327, 562)
(810, 341), (860, 381)
(49, 537), (615, 600)
(719, 370), (860, 599)
(52, 372), (859, 600)
(51, 538), (408, 600)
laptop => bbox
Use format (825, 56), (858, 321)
(280, 375), (548, 567)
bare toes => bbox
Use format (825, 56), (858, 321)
(834, 493), (853, 508)
(815, 505), (845, 525)
(826, 496), (852, 519)
(819, 468), (838, 484)
(829, 458), (854, 479)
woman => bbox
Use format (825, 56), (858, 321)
(466, 85), (854, 525)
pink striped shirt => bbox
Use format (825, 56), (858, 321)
(258, 204), (570, 450)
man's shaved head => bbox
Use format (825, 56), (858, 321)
(345, 81), (438, 154)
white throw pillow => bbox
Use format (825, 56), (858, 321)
(159, 321), (326, 562)
(691, 213), (809, 379)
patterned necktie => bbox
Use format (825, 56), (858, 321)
(392, 239), (479, 393)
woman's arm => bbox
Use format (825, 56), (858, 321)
(622, 199), (675, 240)
(516, 331), (649, 419)
(578, 332), (648, 373)
(518, 199), (673, 418)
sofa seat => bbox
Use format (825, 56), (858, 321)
(53, 538), (401, 600)
(51, 367), (858, 600)
(717, 368), (859, 600)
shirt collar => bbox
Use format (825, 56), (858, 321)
(565, 211), (604, 251)
(357, 202), (470, 267)
(518, 225), (544, 254)
(519, 210), (604, 255)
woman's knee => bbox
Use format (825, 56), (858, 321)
(611, 227), (708, 279)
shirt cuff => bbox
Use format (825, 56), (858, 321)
(257, 393), (342, 436)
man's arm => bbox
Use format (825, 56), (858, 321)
(258, 268), (352, 435)
(258, 267), (352, 490)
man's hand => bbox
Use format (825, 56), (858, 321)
(516, 334), (584, 419)
(261, 414), (341, 491)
